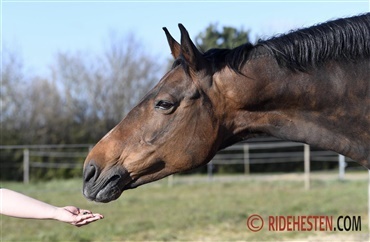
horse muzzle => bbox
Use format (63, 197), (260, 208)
(82, 160), (133, 203)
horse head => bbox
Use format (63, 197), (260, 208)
(83, 25), (230, 202)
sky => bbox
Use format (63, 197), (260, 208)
(2, 0), (369, 77)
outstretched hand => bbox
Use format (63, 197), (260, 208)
(0, 188), (104, 227)
(55, 206), (104, 227)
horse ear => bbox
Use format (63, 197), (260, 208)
(178, 24), (204, 71)
(163, 27), (181, 59)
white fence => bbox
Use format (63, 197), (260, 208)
(208, 141), (354, 189)
(0, 140), (357, 186)
(0, 144), (91, 183)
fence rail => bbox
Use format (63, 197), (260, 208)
(29, 150), (88, 158)
(207, 141), (355, 189)
(0, 144), (92, 149)
(0, 140), (357, 185)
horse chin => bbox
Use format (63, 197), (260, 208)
(123, 177), (148, 189)
(94, 181), (123, 203)
(93, 177), (152, 202)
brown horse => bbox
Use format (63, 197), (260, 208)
(83, 14), (370, 203)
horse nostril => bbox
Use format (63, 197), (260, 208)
(84, 161), (99, 183)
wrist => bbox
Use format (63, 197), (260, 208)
(51, 207), (61, 221)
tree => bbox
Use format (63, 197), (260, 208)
(195, 23), (251, 52)
(1, 48), (28, 144)
(1, 32), (163, 180)
(52, 32), (162, 143)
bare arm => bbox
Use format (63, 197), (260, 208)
(0, 188), (103, 227)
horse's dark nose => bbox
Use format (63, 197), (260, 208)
(82, 159), (130, 202)
(83, 160), (101, 200)
(83, 160), (99, 183)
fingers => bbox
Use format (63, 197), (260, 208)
(91, 213), (104, 220)
(72, 216), (102, 227)
(71, 212), (104, 227)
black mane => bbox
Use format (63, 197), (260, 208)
(203, 13), (370, 73)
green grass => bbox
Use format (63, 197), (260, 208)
(1, 173), (369, 241)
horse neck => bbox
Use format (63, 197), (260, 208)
(217, 56), (370, 167)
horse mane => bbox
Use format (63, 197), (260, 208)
(203, 13), (370, 73)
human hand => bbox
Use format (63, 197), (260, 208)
(54, 206), (104, 227)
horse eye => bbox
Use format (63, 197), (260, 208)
(155, 100), (175, 111)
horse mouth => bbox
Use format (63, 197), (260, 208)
(83, 159), (166, 203)
(83, 171), (134, 203)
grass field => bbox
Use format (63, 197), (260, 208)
(1, 172), (369, 241)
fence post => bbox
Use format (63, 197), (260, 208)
(243, 144), (250, 175)
(23, 149), (29, 184)
(338, 155), (346, 180)
(207, 160), (213, 181)
(168, 175), (174, 187)
(304, 144), (310, 190)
